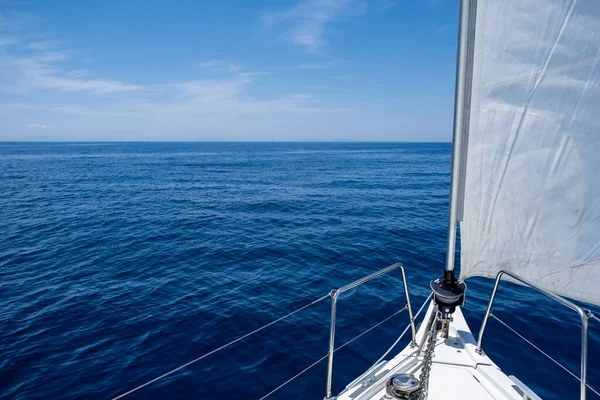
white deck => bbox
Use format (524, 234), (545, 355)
(336, 304), (538, 400)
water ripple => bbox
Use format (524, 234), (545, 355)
(0, 142), (597, 400)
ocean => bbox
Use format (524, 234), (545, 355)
(1, 142), (598, 399)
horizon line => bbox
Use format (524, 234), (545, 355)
(0, 140), (452, 144)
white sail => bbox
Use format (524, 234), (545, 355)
(459, 0), (600, 306)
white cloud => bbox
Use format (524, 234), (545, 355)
(26, 123), (52, 129)
(0, 53), (143, 94)
(0, 16), (142, 95)
(0, 35), (18, 47)
(261, 0), (369, 52)
(134, 75), (326, 117)
(289, 61), (338, 69)
(38, 73), (142, 94)
(198, 59), (243, 72)
(28, 40), (59, 50)
(0, 8), (450, 142)
(3, 69), (325, 123)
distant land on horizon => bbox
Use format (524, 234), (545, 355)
(0, 140), (452, 144)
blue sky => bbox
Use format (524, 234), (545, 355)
(0, 0), (458, 141)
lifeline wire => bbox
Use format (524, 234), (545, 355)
(112, 294), (329, 400)
(260, 305), (407, 400)
(260, 293), (436, 400)
(258, 354), (329, 400)
(249, 297), (598, 400)
(373, 292), (433, 366)
(490, 313), (600, 398)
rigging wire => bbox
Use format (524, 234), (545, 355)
(490, 313), (600, 398)
(112, 294), (329, 400)
(260, 294), (433, 399)
(372, 292), (432, 365)
(259, 305), (407, 400)
(258, 354), (329, 400)
(114, 290), (597, 399)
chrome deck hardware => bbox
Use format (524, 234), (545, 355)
(385, 374), (420, 399)
(325, 263), (416, 399)
(476, 270), (595, 400)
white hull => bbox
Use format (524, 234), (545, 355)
(336, 303), (540, 400)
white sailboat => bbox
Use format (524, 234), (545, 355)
(113, 0), (600, 399)
(331, 0), (600, 398)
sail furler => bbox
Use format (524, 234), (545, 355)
(459, 0), (600, 306)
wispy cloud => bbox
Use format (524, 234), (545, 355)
(1, 55), (143, 94)
(0, 35), (18, 47)
(261, 0), (369, 52)
(125, 75), (327, 117)
(289, 61), (339, 69)
(198, 59), (243, 72)
(0, 11), (378, 141)
(197, 60), (278, 82)
(27, 40), (59, 51)
(26, 123), (52, 129)
(1, 42), (323, 119)
(0, 15), (142, 95)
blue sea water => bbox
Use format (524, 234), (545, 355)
(0, 142), (598, 400)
